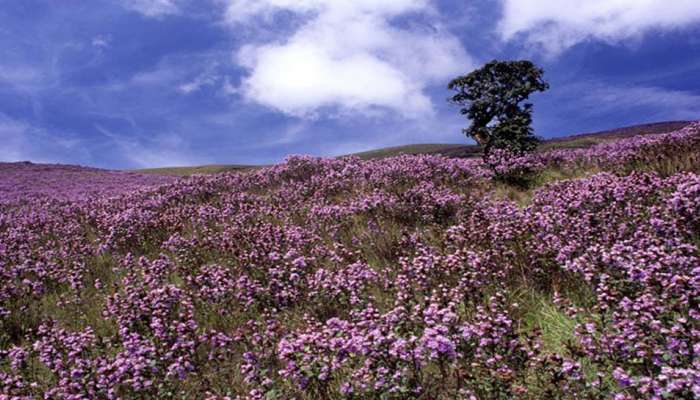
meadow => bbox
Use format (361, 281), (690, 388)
(1, 122), (699, 399)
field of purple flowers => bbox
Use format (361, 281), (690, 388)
(1, 123), (699, 399)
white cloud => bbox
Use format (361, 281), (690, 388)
(92, 35), (111, 49)
(178, 63), (221, 94)
(121, 0), (180, 17)
(95, 125), (200, 168)
(0, 65), (44, 85)
(178, 80), (205, 94)
(0, 115), (95, 164)
(579, 82), (700, 120)
(224, 0), (429, 24)
(227, 0), (472, 118)
(116, 55), (236, 97)
(0, 115), (28, 161)
(221, 76), (239, 95)
(499, 0), (700, 54)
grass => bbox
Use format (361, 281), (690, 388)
(348, 143), (469, 160)
(492, 166), (599, 207)
(512, 287), (578, 354)
(8, 121), (697, 398)
(537, 137), (605, 150)
(134, 120), (692, 176)
(137, 164), (256, 176)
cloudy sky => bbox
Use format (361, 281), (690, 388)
(1, 0), (700, 168)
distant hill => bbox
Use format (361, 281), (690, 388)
(0, 161), (175, 202)
(136, 164), (254, 176)
(137, 121), (694, 175)
(350, 120), (694, 160)
(537, 120), (694, 150)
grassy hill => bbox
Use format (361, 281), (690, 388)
(352, 120), (693, 159)
(137, 121), (693, 175)
(3, 121), (698, 398)
(137, 164), (254, 176)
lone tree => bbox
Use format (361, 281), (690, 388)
(448, 60), (549, 155)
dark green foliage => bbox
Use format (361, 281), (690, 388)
(448, 60), (549, 154)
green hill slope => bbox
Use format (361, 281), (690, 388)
(137, 120), (692, 175)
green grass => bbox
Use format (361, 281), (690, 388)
(492, 166), (600, 207)
(513, 287), (578, 354)
(137, 164), (257, 176)
(537, 137), (606, 151)
(348, 143), (468, 160)
(132, 120), (692, 175)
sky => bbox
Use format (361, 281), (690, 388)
(1, 0), (700, 169)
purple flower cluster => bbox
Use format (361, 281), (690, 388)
(525, 171), (700, 398)
(540, 122), (700, 174)
(0, 162), (174, 205)
(1, 122), (699, 398)
(484, 147), (544, 183)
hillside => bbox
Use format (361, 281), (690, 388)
(137, 120), (693, 175)
(136, 164), (254, 177)
(0, 161), (175, 203)
(1, 122), (698, 398)
(357, 120), (694, 159)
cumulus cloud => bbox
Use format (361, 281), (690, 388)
(227, 0), (472, 118)
(499, 0), (700, 54)
(121, 0), (180, 17)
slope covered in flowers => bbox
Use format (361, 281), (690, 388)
(0, 162), (176, 204)
(1, 123), (699, 399)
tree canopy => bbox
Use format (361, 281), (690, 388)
(448, 60), (549, 155)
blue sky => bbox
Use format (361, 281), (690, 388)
(1, 0), (699, 168)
